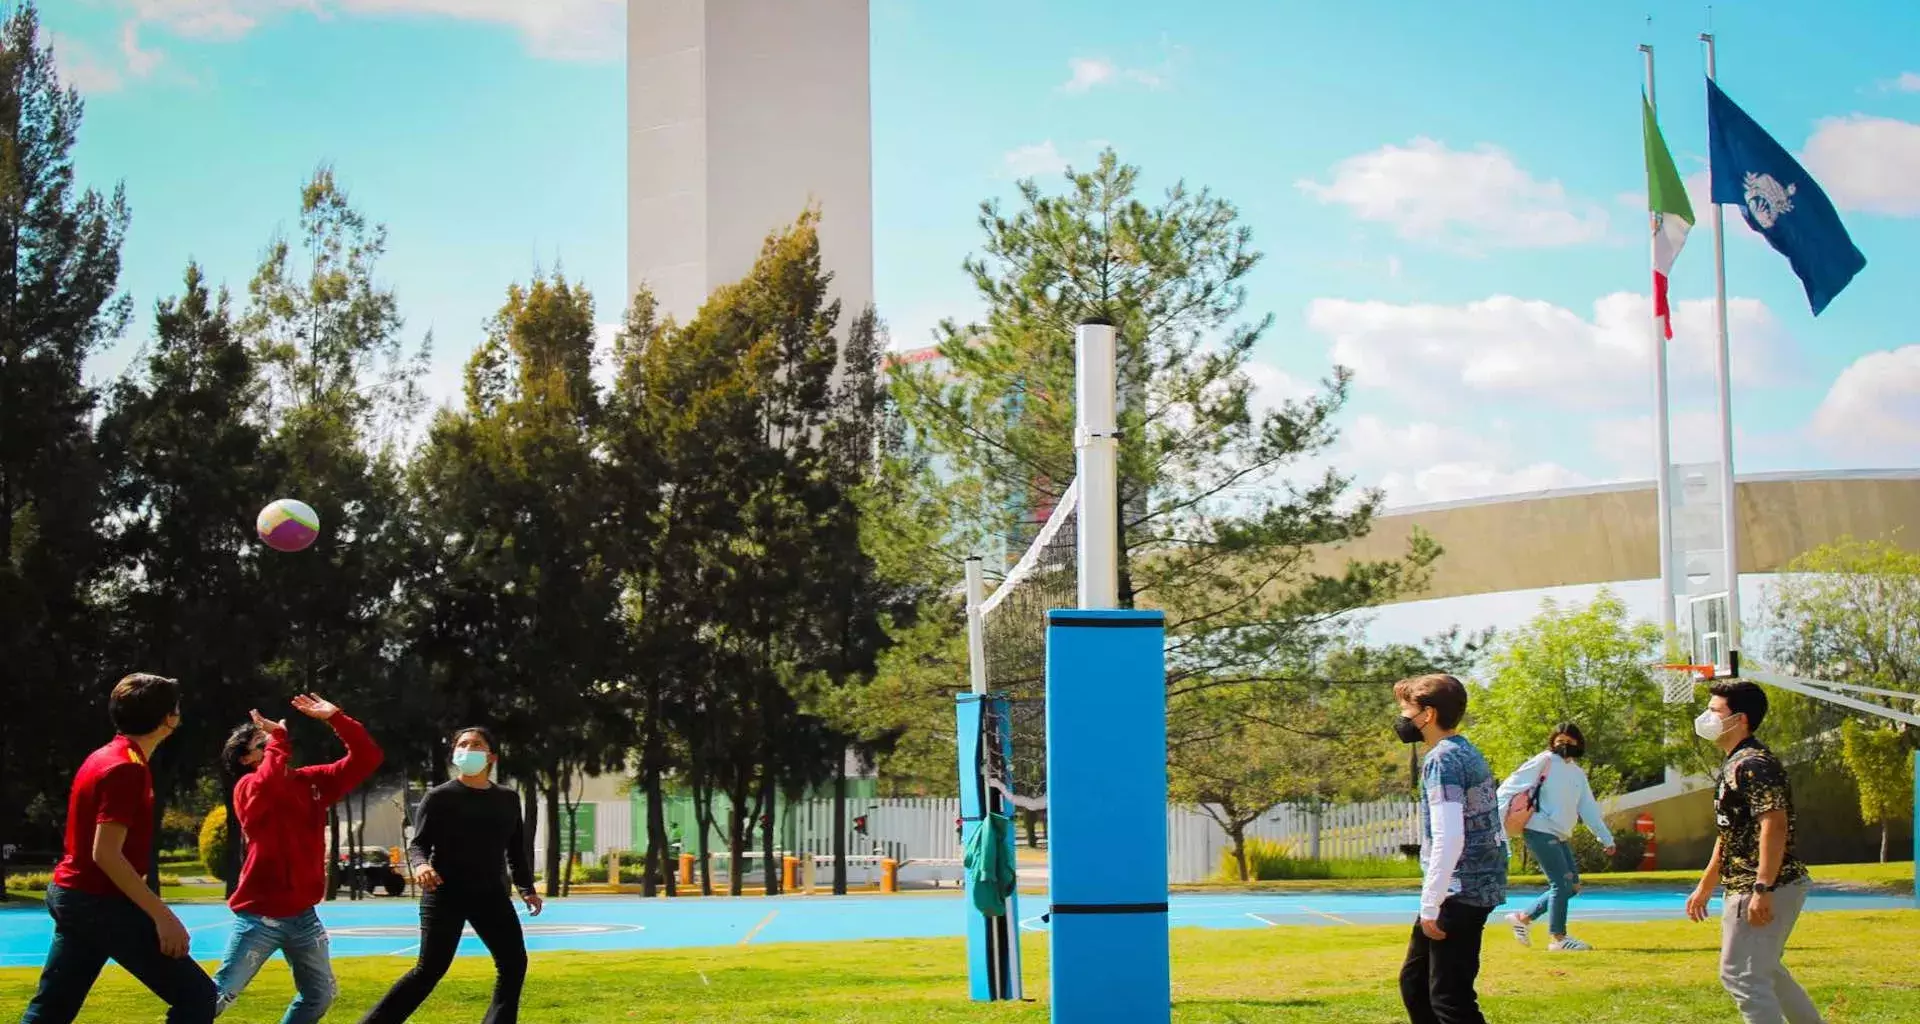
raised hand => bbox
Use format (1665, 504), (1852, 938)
(249, 709), (288, 735)
(291, 693), (340, 720)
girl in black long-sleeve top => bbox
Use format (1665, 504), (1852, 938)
(359, 727), (543, 1024)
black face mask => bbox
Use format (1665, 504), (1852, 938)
(1393, 714), (1425, 744)
(1552, 742), (1584, 759)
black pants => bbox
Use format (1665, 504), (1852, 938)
(21, 884), (218, 1024)
(358, 886), (527, 1024)
(1399, 898), (1493, 1024)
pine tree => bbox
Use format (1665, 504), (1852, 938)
(885, 150), (1442, 805)
(0, 2), (130, 886)
(96, 265), (274, 890)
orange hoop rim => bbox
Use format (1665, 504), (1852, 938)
(1658, 663), (1719, 680)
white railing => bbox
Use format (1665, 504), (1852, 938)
(532, 795), (1418, 886)
(788, 796), (962, 865)
(1167, 800), (1421, 883)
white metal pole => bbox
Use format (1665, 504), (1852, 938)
(1702, 32), (1743, 665)
(964, 556), (988, 695)
(1075, 318), (1120, 610)
(1642, 43), (1680, 650)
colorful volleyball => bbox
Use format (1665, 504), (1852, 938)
(256, 498), (320, 552)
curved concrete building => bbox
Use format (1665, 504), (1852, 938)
(1305, 469), (1920, 603)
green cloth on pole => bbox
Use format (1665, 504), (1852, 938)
(964, 811), (1016, 917)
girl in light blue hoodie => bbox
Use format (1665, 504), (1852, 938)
(1495, 723), (1616, 951)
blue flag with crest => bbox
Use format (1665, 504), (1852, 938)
(1706, 77), (1866, 315)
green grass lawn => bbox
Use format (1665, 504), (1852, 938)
(2, 910), (1914, 1022)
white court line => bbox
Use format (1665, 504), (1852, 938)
(1018, 915), (1048, 932)
(388, 943), (420, 957)
(1244, 912), (1278, 928)
(738, 911), (777, 946)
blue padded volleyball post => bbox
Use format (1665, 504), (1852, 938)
(957, 692), (1022, 1000)
(1045, 608), (1169, 1024)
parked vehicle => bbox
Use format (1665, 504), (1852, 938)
(334, 845), (407, 897)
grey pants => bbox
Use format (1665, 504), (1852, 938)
(1720, 879), (1824, 1024)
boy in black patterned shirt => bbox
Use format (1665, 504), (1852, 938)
(1686, 680), (1825, 1024)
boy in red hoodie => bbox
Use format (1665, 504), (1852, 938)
(212, 693), (382, 1023)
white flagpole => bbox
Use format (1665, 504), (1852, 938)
(1641, 43), (1680, 650)
(1701, 32), (1743, 670)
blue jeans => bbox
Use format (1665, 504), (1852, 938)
(1523, 830), (1580, 936)
(212, 909), (337, 1024)
(22, 884), (217, 1023)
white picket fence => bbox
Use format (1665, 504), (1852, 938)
(531, 799), (633, 869)
(531, 796), (1417, 885)
(1167, 800), (1420, 883)
(787, 796), (963, 863)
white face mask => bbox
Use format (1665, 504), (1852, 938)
(1694, 709), (1732, 741)
(452, 749), (491, 777)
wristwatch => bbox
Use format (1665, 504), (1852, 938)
(1752, 881), (1775, 893)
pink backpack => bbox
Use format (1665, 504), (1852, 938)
(1504, 755), (1551, 834)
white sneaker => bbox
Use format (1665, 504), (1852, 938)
(1506, 912), (1531, 947)
(1548, 936), (1593, 952)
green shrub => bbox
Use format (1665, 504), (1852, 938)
(199, 805), (237, 884)
(6, 870), (182, 893)
(1571, 826), (1649, 873)
(1217, 837), (1425, 881)
(1510, 826), (1652, 876)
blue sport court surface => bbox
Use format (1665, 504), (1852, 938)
(1, 888), (1907, 966)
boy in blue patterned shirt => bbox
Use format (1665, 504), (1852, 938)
(1393, 673), (1508, 1024)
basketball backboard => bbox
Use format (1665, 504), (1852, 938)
(1685, 592), (1734, 678)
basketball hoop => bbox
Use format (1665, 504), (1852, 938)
(1659, 663), (1716, 704)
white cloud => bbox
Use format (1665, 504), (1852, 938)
(1243, 361), (1313, 414)
(119, 22), (165, 78)
(1380, 460), (1592, 505)
(1800, 114), (1920, 216)
(1881, 72), (1920, 93)
(46, 23), (167, 93)
(1061, 57), (1116, 93)
(1335, 414), (1591, 506)
(1002, 141), (1069, 179)
(1059, 46), (1180, 94)
(1306, 291), (1788, 407)
(46, 31), (124, 93)
(123, 0), (296, 40)
(1810, 346), (1920, 460)
(1297, 138), (1610, 249)
(341, 0), (620, 60)
(117, 0), (621, 60)
(1591, 410), (1739, 470)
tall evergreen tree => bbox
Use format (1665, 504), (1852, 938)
(411, 273), (625, 895)
(0, 2), (130, 883)
(887, 151), (1441, 800)
(243, 167), (426, 895)
(96, 265), (273, 890)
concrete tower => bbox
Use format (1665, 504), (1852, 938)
(627, 0), (873, 326)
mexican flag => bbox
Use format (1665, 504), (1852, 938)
(1642, 93), (1695, 339)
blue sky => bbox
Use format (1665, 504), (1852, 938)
(40, 0), (1920, 639)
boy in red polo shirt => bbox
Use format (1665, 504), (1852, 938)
(22, 673), (218, 1023)
(211, 692), (383, 1023)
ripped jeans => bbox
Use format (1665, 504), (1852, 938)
(212, 909), (337, 1024)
